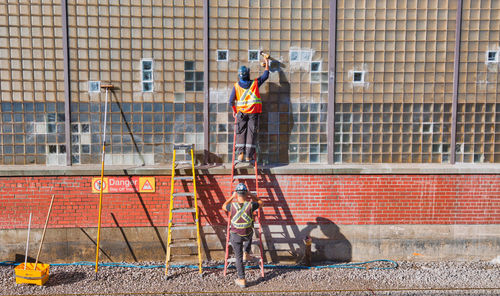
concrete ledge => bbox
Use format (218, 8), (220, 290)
(0, 163), (498, 177)
(1, 225), (498, 263)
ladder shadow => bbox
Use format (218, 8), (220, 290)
(195, 171), (228, 261)
(258, 171), (304, 263)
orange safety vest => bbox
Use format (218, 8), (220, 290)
(234, 79), (262, 114)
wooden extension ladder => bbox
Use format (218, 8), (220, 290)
(165, 144), (202, 277)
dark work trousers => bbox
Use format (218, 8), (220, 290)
(230, 232), (253, 279)
(236, 112), (260, 159)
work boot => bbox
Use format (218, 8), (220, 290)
(234, 278), (246, 288)
(237, 153), (244, 162)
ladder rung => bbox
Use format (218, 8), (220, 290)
(170, 241), (198, 247)
(170, 225), (197, 230)
(234, 159), (255, 164)
(233, 175), (256, 180)
(174, 144), (193, 150)
(174, 176), (194, 181)
(171, 208), (196, 213)
(175, 160), (192, 165)
(172, 192), (195, 197)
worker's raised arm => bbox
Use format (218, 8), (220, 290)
(250, 192), (263, 208)
(222, 191), (237, 211)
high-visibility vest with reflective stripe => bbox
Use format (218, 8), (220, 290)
(230, 202), (254, 236)
(234, 79), (262, 114)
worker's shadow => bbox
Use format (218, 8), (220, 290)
(248, 217), (352, 287)
(298, 217), (352, 263)
(260, 61), (293, 165)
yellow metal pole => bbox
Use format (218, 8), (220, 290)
(95, 85), (112, 279)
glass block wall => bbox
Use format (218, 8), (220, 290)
(335, 0), (456, 163)
(208, 0), (330, 164)
(457, 0), (500, 163)
(0, 2), (65, 165)
(66, 0), (205, 165)
(0, 1), (499, 166)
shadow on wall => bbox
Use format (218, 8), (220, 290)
(299, 217), (352, 263)
(259, 174), (352, 263)
(195, 172), (229, 261)
(260, 61), (293, 165)
(195, 172), (352, 264)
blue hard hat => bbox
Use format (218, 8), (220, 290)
(238, 66), (250, 80)
(235, 183), (248, 193)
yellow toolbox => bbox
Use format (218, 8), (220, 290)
(14, 263), (50, 285)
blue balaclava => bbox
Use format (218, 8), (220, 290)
(238, 66), (250, 81)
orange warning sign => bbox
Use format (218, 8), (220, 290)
(92, 177), (155, 193)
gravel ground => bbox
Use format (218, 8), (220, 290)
(1, 260), (499, 296)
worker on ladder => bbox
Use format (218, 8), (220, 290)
(222, 183), (263, 288)
(229, 56), (270, 162)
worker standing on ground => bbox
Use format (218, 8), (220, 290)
(222, 183), (263, 288)
(229, 55), (270, 162)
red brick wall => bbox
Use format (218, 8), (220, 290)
(0, 175), (498, 229)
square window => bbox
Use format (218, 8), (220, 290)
(185, 72), (194, 81)
(142, 82), (153, 92)
(72, 155), (80, 164)
(195, 71), (204, 81)
(142, 59), (153, 70)
(185, 82), (194, 91)
(353, 71), (364, 83)
(142, 71), (152, 81)
(81, 123), (90, 133)
(248, 50), (259, 61)
(48, 145), (57, 154)
(290, 50), (299, 61)
(184, 61), (195, 70)
(311, 61), (321, 72)
(217, 50), (228, 61)
(487, 50), (498, 63)
(195, 82), (204, 91)
(81, 144), (90, 154)
(310, 72), (320, 83)
(301, 50), (311, 61)
(89, 81), (100, 93)
(423, 123), (432, 133)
